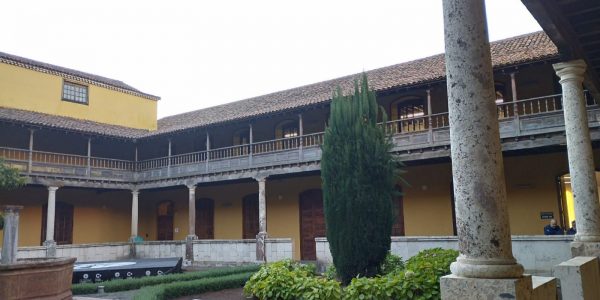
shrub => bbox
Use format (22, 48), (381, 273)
(72, 264), (260, 294)
(322, 74), (399, 283)
(133, 272), (254, 300)
(380, 253), (404, 275)
(244, 259), (342, 300)
(405, 248), (459, 278)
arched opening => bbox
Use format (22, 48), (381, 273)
(156, 201), (174, 241)
(41, 201), (74, 245)
(196, 198), (214, 239)
(242, 193), (259, 239)
(299, 189), (325, 260)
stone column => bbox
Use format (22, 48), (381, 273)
(256, 176), (268, 262)
(440, 0), (529, 298)
(554, 60), (600, 256)
(44, 186), (59, 257)
(130, 190), (139, 240)
(185, 185), (197, 261)
(1, 205), (23, 264)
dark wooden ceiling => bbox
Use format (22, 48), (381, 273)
(523, 0), (600, 99)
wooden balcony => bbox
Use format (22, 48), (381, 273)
(1, 94), (598, 185)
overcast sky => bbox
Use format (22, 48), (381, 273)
(1, 0), (541, 118)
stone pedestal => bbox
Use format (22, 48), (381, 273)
(440, 275), (533, 300)
(43, 240), (56, 258)
(553, 256), (600, 300)
(1, 205), (23, 265)
(256, 232), (267, 262)
(185, 235), (197, 261)
(531, 276), (556, 300)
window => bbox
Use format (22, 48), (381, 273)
(282, 123), (299, 138)
(398, 102), (425, 119)
(62, 81), (88, 104)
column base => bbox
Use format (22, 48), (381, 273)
(571, 241), (600, 257)
(450, 256), (524, 278)
(43, 240), (57, 258)
(185, 235), (197, 261)
(256, 232), (267, 263)
(440, 274), (532, 300)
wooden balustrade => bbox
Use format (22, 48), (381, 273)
(0, 93), (595, 177)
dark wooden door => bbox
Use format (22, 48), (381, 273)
(157, 201), (174, 240)
(299, 189), (326, 260)
(196, 198), (214, 239)
(41, 202), (74, 245)
(392, 185), (405, 236)
(242, 194), (259, 239)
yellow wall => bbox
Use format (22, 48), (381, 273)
(0, 63), (157, 130)
(0, 186), (131, 247)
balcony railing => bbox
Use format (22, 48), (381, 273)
(0, 93), (597, 180)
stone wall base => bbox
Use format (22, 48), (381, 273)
(440, 274), (533, 300)
(571, 241), (600, 257)
(553, 256), (600, 300)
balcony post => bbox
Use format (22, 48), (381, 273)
(554, 60), (600, 257)
(86, 137), (91, 177)
(299, 113), (304, 160)
(205, 132), (210, 173)
(249, 124), (253, 166)
(134, 144), (138, 172)
(44, 186), (59, 257)
(510, 72), (521, 136)
(167, 139), (172, 177)
(440, 0), (527, 297)
(427, 89), (433, 143)
(28, 129), (34, 174)
(255, 176), (268, 262)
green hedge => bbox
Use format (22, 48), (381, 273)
(71, 264), (260, 295)
(133, 272), (254, 300)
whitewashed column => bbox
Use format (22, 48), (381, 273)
(554, 60), (600, 255)
(187, 184), (197, 239)
(44, 186), (59, 257)
(130, 189), (139, 239)
(442, 0), (523, 279)
(256, 176), (268, 262)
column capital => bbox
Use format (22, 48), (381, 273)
(553, 59), (587, 83)
(131, 189), (140, 196)
(187, 184), (196, 192)
(47, 186), (59, 192)
(1, 205), (24, 213)
(254, 175), (268, 182)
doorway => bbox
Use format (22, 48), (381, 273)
(157, 201), (174, 240)
(41, 201), (74, 245)
(299, 189), (326, 260)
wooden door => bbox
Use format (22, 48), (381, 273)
(242, 194), (259, 239)
(196, 198), (214, 239)
(41, 202), (74, 245)
(299, 189), (326, 260)
(157, 201), (174, 240)
(392, 185), (405, 236)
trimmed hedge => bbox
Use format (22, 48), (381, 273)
(71, 264), (260, 295)
(133, 272), (254, 300)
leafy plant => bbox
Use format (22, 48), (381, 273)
(0, 158), (26, 191)
(322, 74), (400, 283)
(380, 252), (404, 275)
(243, 259), (342, 300)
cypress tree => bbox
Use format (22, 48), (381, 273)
(321, 73), (398, 284)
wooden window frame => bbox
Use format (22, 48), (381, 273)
(62, 80), (89, 105)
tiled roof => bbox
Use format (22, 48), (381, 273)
(0, 32), (557, 139)
(154, 31), (558, 136)
(0, 107), (149, 139)
(0, 51), (160, 101)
